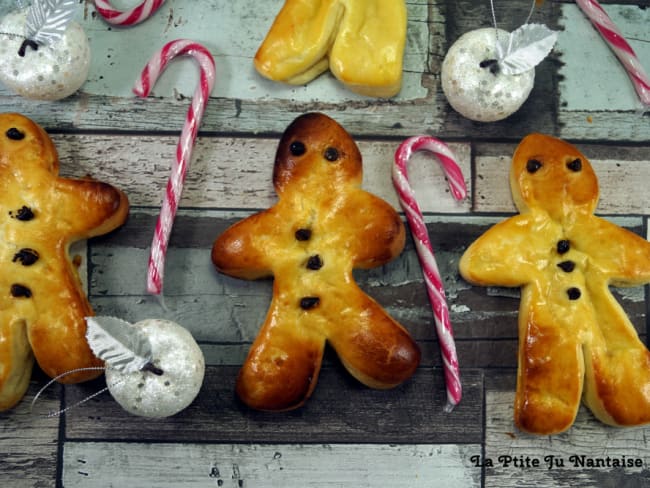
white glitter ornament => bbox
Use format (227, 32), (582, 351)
(87, 317), (205, 418)
(441, 22), (558, 123)
(441, 28), (535, 122)
(0, 9), (90, 100)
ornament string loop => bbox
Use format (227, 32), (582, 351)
(489, 0), (538, 34)
(483, 0), (558, 77)
(0, 30), (24, 39)
(30, 366), (109, 417)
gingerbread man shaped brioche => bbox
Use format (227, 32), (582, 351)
(212, 112), (420, 411)
(460, 134), (650, 435)
(0, 113), (129, 411)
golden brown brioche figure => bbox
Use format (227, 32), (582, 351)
(460, 134), (650, 434)
(0, 113), (129, 411)
(254, 0), (407, 97)
(212, 112), (420, 411)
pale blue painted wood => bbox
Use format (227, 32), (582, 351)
(558, 4), (650, 111)
(80, 0), (429, 101)
(0, 0), (429, 102)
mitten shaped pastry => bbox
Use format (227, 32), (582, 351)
(212, 112), (420, 411)
(254, 0), (407, 97)
(0, 113), (129, 411)
(460, 134), (650, 434)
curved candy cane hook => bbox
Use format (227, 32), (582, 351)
(133, 39), (216, 295)
(393, 135), (467, 411)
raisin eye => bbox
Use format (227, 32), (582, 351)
(526, 159), (542, 173)
(324, 147), (339, 162)
(6, 128), (24, 140)
(567, 158), (582, 172)
(290, 141), (306, 156)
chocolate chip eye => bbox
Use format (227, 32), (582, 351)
(526, 159), (542, 173)
(567, 287), (581, 300)
(323, 147), (339, 162)
(567, 158), (582, 172)
(6, 128), (25, 140)
(300, 296), (320, 310)
(289, 141), (306, 156)
(557, 240), (570, 254)
(295, 228), (312, 241)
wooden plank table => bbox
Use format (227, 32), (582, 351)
(1, 0), (649, 486)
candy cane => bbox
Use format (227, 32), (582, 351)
(392, 136), (466, 411)
(575, 0), (650, 106)
(94, 0), (165, 26)
(133, 39), (216, 295)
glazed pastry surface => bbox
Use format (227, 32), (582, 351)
(212, 112), (420, 411)
(254, 0), (407, 97)
(0, 113), (129, 411)
(459, 133), (650, 434)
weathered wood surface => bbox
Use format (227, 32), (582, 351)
(0, 0), (647, 140)
(484, 373), (650, 488)
(62, 442), (483, 488)
(0, 0), (649, 487)
(84, 211), (647, 364)
(52, 134), (473, 212)
(0, 373), (61, 488)
(64, 368), (484, 444)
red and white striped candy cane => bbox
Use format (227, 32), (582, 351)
(94, 0), (165, 26)
(575, 0), (650, 106)
(134, 39), (216, 295)
(393, 136), (466, 411)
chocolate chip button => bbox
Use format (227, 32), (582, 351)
(526, 159), (542, 173)
(306, 255), (323, 270)
(12, 248), (39, 266)
(290, 141), (306, 156)
(15, 206), (35, 221)
(6, 128), (25, 140)
(300, 297), (320, 310)
(557, 260), (575, 273)
(567, 287), (581, 300)
(10, 284), (32, 298)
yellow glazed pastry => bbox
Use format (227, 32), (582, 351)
(254, 0), (407, 97)
(459, 134), (650, 435)
(0, 113), (129, 411)
(212, 113), (420, 411)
